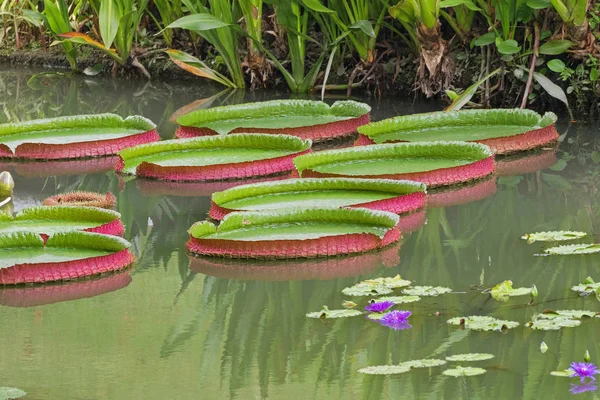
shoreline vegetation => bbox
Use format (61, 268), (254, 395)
(0, 0), (599, 113)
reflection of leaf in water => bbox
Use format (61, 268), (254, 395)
(541, 173), (572, 191)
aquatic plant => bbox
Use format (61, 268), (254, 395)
(544, 243), (600, 255)
(490, 280), (534, 302)
(0, 206), (124, 236)
(43, 192), (117, 209)
(42, 0), (78, 71)
(186, 207), (400, 258)
(522, 230), (587, 243)
(569, 383), (598, 394)
(0, 171), (14, 196)
(117, 134), (311, 181)
(442, 366), (487, 377)
(358, 359), (446, 375)
(0, 387), (26, 400)
(402, 285), (452, 296)
(175, 100), (371, 142)
(447, 315), (519, 331)
(570, 362), (599, 383)
(0, 231), (134, 284)
(342, 274), (412, 296)
(526, 310), (598, 330)
(0, 114), (159, 160)
(571, 277), (600, 295)
(446, 353), (495, 362)
(306, 306), (363, 319)
(378, 310), (412, 330)
(209, 178), (426, 220)
(293, 141), (495, 187)
(364, 300), (395, 313)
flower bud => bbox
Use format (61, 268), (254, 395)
(531, 284), (538, 298)
(540, 342), (548, 353)
(0, 171), (14, 195)
(585, 350), (591, 362)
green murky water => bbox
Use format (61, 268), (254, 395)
(0, 68), (599, 399)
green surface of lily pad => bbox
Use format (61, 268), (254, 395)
(342, 274), (411, 296)
(357, 365), (412, 375)
(490, 280), (532, 302)
(0, 114), (154, 151)
(0, 387), (26, 400)
(521, 230), (587, 243)
(447, 316), (520, 331)
(0, 206), (120, 235)
(402, 286), (452, 297)
(357, 109), (556, 143)
(526, 318), (582, 330)
(212, 178), (425, 211)
(399, 359), (447, 368)
(443, 366), (487, 377)
(176, 100), (370, 134)
(544, 243), (600, 255)
(306, 306), (363, 319)
(550, 369), (575, 377)
(446, 353), (495, 362)
(190, 207), (399, 242)
(571, 277), (600, 294)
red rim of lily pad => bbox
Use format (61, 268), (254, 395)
(496, 147), (558, 176)
(294, 142), (495, 187)
(427, 177), (498, 208)
(175, 100), (371, 142)
(116, 134), (312, 182)
(188, 241), (401, 281)
(43, 192), (117, 209)
(186, 208), (401, 259)
(355, 109), (559, 154)
(0, 232), (134, 285)
(0, 270), (131, 307)
(208, 178), (426, 221)
(0, 206), (124, 237)
(0, 114), (160, 160)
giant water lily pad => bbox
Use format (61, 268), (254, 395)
(357, 365), (412, 375)
(0, 206), (123, 236)
(521, 230), (587, 244)
(175, 100), (371, 141)
(544, 243), (600, 255)
(357, 109), (558, 154)
(306, 306), (363, 319)
(447, 316), (520, 331)
(117, 134), (311, 181)
(442, 366), (487, 377)
(0, 231), (134, 284)
(402, 286), (452, 297)
(0, 114), (158, 160)
(446, 353), (495, 362)
(186, 207), (401, 258)
(294, 141), (495, 187)
(209, 178), (426, 220)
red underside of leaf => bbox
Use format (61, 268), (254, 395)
(188, 241), (401, 281)
(85, 219), (125, 236)
(117, 149), (311, 181)
(208, 191), (426, 221)
(301, 156), (495, 187)
(186, 225), (401, 259)
(0, 270), (131, 307)
(354, 125), (558, 155)
(496, 148), (558, 176)
(43, 192), (117, 209)
(0, 156), (120, 178)
(0, 249), (134, 285)
(136, 173), (296, 197)
(1, 129), (160, 160)
(427, 177), (497, 207)
(175, 113), (370, 142)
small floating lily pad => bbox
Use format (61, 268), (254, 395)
(550, 369), (575, 377)
(376, 295), (421, 304)
(402, 286), (452, 297)
(400, 359), (447, 368)
(342, 274), (411, 296)
(447, 316), (520, 331)
(357, 365), (411, 375)
(544, 243), (600, 255)
(306, 306), (363, 319)
(363, 275), (412, 288)
(571, 277), (600, 294)
(521, 230), (587, 244)
(490, 280), (533, 302)
(526, 318), (582, 330)
(443, 366), (487, 377)
(538, 309), (598, 319)
(0, 387), (26, 399)
(446, 353), (495, 362)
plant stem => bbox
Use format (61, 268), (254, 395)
(521, 22), (539, 109)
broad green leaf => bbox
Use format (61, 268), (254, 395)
(302, 0), (335, 13)
(443, 366), (487, 377)
(0, 387), (26, 400)
(531, 71), (570, 107)
(440, 0), (482, 10)
(358, 109), (556, 145)
(521, 230), (587, 243)
(306, 306), (363, 319)
(43, 0), (71, 34)
(445, 68), (501, 111)
(402, 286), (452, 297)
(448, 316), (520, 331)
(526, 0), (550, 8)
(551, 369), (575, 377)
(357, 365), (411, 375)
(21, 9), (44, 27)
(166, 13), (232, 31)
(539, 40), (574, 55)
(547, 59), (566, 73)
(491, 280), (532, 301)
(400, 359), (447, 368)
(495, 38), (521, 55)
(446, 353), (495, 362)
(294, 142), (493, 179)
(211, 179), (425, 214)
(376, 295), (421, 304)
(473, 32), (496, 46)
(544, 243), (600, 255)
(343, 284), (393, 297)
(99, 0), (120, 49)
(176, 100), (370, 135)
(165, 49), (235, 87)
(349, 20), (375, 38)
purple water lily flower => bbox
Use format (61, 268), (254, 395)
(365, 301), (395, 313)
(569, 383), (598, 394)
(378, 310), (412, 330)
(570, 362), (599, 383)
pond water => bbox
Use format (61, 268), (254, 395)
(0, 67), (599, 399)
